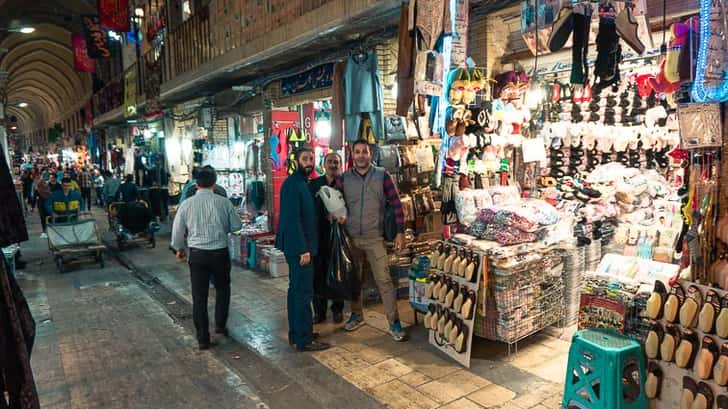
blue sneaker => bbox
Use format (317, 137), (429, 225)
(389, 320), (408, 342)
(344, 313), (364, 332)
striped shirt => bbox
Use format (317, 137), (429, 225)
(171, 189), (243, 251)
(78, 171), (93, 189)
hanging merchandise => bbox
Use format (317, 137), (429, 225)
(343, 50), (385, 141)
(0, 142), (28, 247)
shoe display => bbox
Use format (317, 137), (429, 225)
(646, 361), (663, 399)
(698, 290), (720, 334)
(714, 343), (728, 386)
(680, 285), (703, 328)
(695, 336), (718, 380)
(664, 282), (686, 323)
(661, 324), (681, 362)
(645, 322), (664, 360)
(675, 328), (699, 369)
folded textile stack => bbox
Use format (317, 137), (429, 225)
(468, 200), (559, 245)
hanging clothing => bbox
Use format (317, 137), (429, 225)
(0, 257), (39, 409)
(0, 143), (28, 248)
(408, 0), (452, 51)
(396, 3), (416, 116)
(330, 62), (346, 149)
(344, 51), (384, 141)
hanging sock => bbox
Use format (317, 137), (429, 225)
(570, 3), (592, 85)
(592, 3), (622, 94)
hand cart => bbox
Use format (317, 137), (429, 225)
(46, 214), (106, 273)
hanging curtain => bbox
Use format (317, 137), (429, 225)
(0, 257), (39, 409)
(0, 142), (28, 248)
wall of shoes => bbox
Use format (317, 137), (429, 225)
(423, 242), (484, 368)
(644, 280), (728, 409)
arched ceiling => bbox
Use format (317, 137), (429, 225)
(0, 0), (96, 135)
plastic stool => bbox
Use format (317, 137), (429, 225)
(562, 329), (647, 409)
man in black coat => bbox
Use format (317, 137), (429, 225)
(275, 147), (330, 352)
(308, 152), (345, 324)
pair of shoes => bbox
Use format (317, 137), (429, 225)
(40, 232), (48, 239)
(297, 340), (331, 352)
(344, 313), (365, 332)
(332, 311), (344, 324)
(390, 321), (408, 342)
(289, 332), (320, 346)
(215, 327), (229, 336)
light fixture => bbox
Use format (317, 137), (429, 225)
(18, 27), (35, 34)
(10, 125), (17, 130)
(17, 102), (28, 108)
(314, 120), (332, 140)
(107, 30), (122, 41)
(134, 8), (145, 17)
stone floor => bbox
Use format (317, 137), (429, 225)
(16, 207), (570, 409)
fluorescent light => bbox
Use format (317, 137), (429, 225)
(17, 102), (28, 108)
(134, 8), (144, 17)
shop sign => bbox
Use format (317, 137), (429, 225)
(99, 0), (130, 32)
(124, 69), (137, 118)
(71, 33), (97, 73)
(450, 0), (469, 68)
(280, 63), (333, 96)
(82, 15), (111, 58)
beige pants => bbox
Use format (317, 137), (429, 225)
(350, 237), (399, 324)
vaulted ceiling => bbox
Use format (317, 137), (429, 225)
(0, 0), (95, 134)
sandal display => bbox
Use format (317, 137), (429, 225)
(698, 290), (721, 334)
(645, 361), (663, 399)
(680, 285), (704, 328)
(665, 282), (686, 323)
(661, 324), (681, 363)
(675, 329), (699, 369)
(714, 343), (728, 386)
(646, 322), (664, 360)
(695, 336), (719, 380)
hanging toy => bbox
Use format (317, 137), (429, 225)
(650, 19), (699, 94)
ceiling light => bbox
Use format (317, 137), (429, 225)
(19, 27), (35, 34)
(135, 8), (145, 17)
(17, 102), (28, 108)
(10, 125), (17, 130)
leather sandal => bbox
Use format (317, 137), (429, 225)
(695, 335), (719, 379)
(681, 376), (697, 409)
(664, 282), (686, 323)
(645, 321), (664, 360)
(675, 328), (699, 369)
(716, 294), (728, 338)
(661, 323), (681, 362)
(680, 285), (704, 328)
(714, 343), (728, 386)
(645, 361), (663, 400)
(692, 381), (714, 409)
(698, 290), (720, 334)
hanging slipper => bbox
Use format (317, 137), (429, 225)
(431, 274), (444, 301)
(455, 321), (468, 353)
(714, 343), (728, 386)
(695, 336), (719, 379)
(645, 322), (664, 360)
(448, 317), (461, 345)
(719, 395), (728, 409)
(692, 381), (715, 409)
(645, 361), (663, 399)
(423, 303), (436, 330)
(664, 282), (686, 323)
(425, 274), (439, 299)
(436, 305), (448, 336)
(430, 242), (443, 265)
(429, 304), (440, 330)
(680, 285), (704, 328)
(438, 277), (451, 303)
(461, 290), (476, 320)
(442, 311), (455, 338)
(661, 323), (682, 362)
(647, 280), (668, 319)
(465, 254), (479, 283)
(453, 286), (467, 314)
(443, 247), (457, 273)
(681, 376), (698, 409)
(717, 294), (728, 338)
(675, 328), (699, 369)
(699, 290), (721, 334)
(445, 282), (458, 309)
(457, 249), (470, 276)
(548, 4), (574, 52)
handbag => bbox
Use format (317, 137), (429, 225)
(385, 116), (407, 141)
(376, 145), (401, 172)
(416, 145), (435, 173)
(400, 145), (417, 166)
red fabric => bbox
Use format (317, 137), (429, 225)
(72, 33), (96, 73)
(99, 0), (130, 32)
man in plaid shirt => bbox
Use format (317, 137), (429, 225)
(77, 166), (93, 211)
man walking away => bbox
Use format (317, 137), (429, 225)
(338, 139), (408, 342)
(34, 172), (51, 238)
(309, 152), (345, 324)
(275, 147), (330, 352)
(102, 171), (121, 205)
(78, 167), (93, 211)
(171, 166), (242, 350)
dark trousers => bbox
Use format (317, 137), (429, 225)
(188, 247), (231, 343)
(37, 198), (48, 232)
(81, 188), (92, 211)
(313, 255), (344, 319)
(95, 187), (104, 207)
(160, 188), (169, 217)
(286, 256), (314, 349)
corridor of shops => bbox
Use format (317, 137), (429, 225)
(2, 0), (726, 408)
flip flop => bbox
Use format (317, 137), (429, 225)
(455, 321), (468, 353)
(699, 290), (721, 334)
(442, 311), (454, 339)
(681, 376), (697, 409)
(719, 395), (728, 409)
(695, 336), (719, 379)
(445, 283), (458, 309)
(680, 285), (704, 328)
(448, 317), (461, 344)
(714, 343), (728, 386)
(692, 381), (714, 409)
(664, 282), (686, 323)
(661, 323), (681, 362)
(716, 294), (728, 338)
(675, 328), (699, 369)
(646, 280), (667, 319)
(438, 277), (451, 303)
(436, 306), (448, 336)
(453, 287), (467, 314)
(646, 322), (664, 360)
(645, 361), (663, 399)
(461, 290), (476, 320)
(443, 249), (457, 274)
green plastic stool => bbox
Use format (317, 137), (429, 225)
(562, 329), (647, 409)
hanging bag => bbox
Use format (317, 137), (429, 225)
(385, 116), (408, 141)
(327, 223), (360, 300)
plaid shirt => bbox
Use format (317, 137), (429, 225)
(77, 171), (93, 189)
